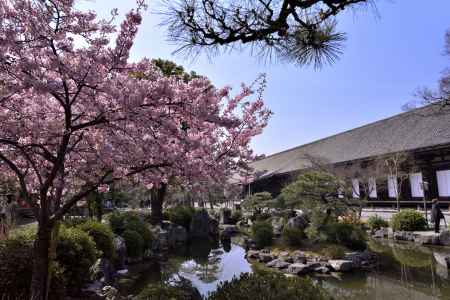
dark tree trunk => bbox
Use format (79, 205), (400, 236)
(150, 183), (167, 225)
(30, 220), (52, 300)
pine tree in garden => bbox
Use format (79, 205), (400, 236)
(0, 1), (270, 298)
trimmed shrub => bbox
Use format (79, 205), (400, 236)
(231, 210), (243, 225)
(324, 222), (367, 250)
(122, 229), (144, 258)
(0, 232), (66, 299)
(251, 221), (273, 249)
(166, 206), (196, 230)
(56, 226), (100, 292)
(208, 272), (331, 300)
(282, 227), (305, 247)
(391, 209), (427, 232)
(367, 215), (389, 231)
(78, 220), (115, 260)
(320, 244), (347, 259)
(109, 212), (152, 250)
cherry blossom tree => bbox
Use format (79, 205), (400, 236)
(0, 0), (270, 298)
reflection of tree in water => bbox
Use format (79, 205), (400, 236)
(174, 239), (224, 283)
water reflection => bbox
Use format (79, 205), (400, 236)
(322, 239), (450, 300)
(134, 239), (252, 297)
(132, 238), (450, 299)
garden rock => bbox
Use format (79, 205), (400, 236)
(259, 253), (274, 263)
(271, 217), (285, 236)
(440, 230), (450, 246)
(168, 225), (188, 246)
(266, 259), (290, 269)
(434, 252), (450, 268)
(413, 232), (440, 245)
(329, 260), (353, 272)
(113, 236), (126, 270)
(373, 228), (388, 239)
(286, 215), (309, 230)
(314, 266), (330, 274)
(393, 231), (415, 242)
(292, 250), (307, 264)
(246, 250), (260, 260)
(190, 210), (218, 239)
(287, 263), (311, 275)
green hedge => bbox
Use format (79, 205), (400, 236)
(324, 222), (367, 250)
(208, 272), (331, 300)
(166, 206), (196, 230)
(109, 212), (153, 250)
(367, 215), (389, 231)
(122, 229), (144, 258)
(282, 227), (305, 247)
(391, 209), (427, 231)
(56, 225), (100, 292)
(78, 220), (115, 260)
(251, 221), (273, 249)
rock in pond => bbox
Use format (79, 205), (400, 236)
(329, 260), (354, 272)
(266, 259), (291, 269)
(287, 263), (311, 275)
(292, 250), (307, 264)
(259, 252), (274, 263)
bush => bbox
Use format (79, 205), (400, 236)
(320, 244), (347, 259)
(391, 209), (427, 232)
(0, 232), (66, 299)
(208, 272), (331, 300)
(251, 221), (273, 249)
(166, 206), (196, 230)
(282, 227), (305, 247)
(109, 212), (152, 250)
(136, 279), (201, 300)
(56, 225), (100, 292)
(231, 210), (243, 224)
(122, 229), (144, 258)
(78, 220), (115, 260)
(324, 222), (367, 251)
(367, 215), (389, 231)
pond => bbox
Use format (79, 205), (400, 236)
(130, 238), (450, 299)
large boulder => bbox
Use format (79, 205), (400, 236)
(329, 260), (354, 272)
(266, 258), (290, 269)
(286, 215), (309, 230)
(190, 209), (218, 239)
(169, 225), (188, 247)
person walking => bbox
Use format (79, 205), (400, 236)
(431, 198), (445, 233)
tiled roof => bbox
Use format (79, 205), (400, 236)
(250, 104), (450, 179)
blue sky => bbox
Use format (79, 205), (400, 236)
(78, 0), (450, 156)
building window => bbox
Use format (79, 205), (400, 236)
(409, 172), (424, 198)
(437, 170), (450, 197)
(352, 179), (360, 199)
(387, 175), (398, 198)
(368, 177), (377, 198)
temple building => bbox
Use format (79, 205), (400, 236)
(247, 104), (450, 208)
